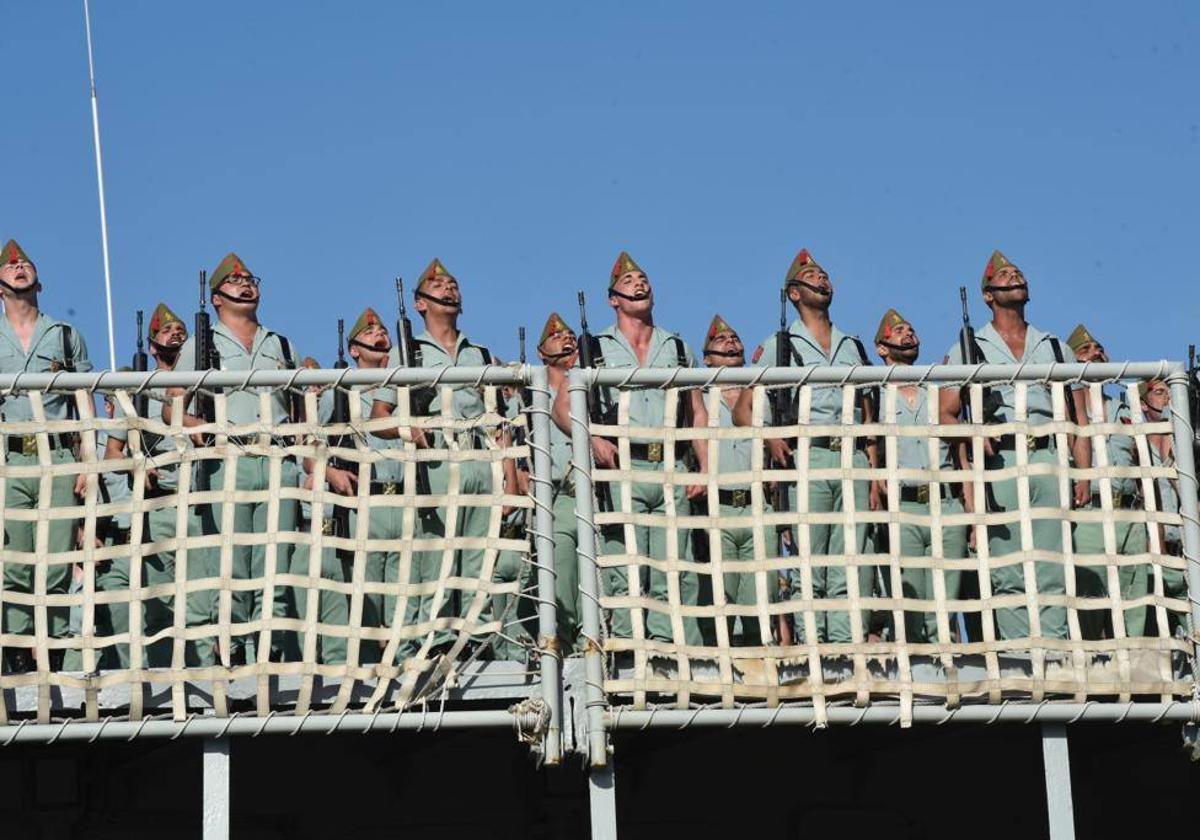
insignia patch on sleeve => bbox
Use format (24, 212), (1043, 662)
(752, 345), (764, 363)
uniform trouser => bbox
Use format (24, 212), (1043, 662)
(552, 492), (583, 653)
(985, 448), (1068, 640)
(401, 459), (495, 657)
(886, 498), (969, 643)
(1073, 515), (1150, 638)
(92, 507), (177, 668)
(490, 509), (535, 662)
(784, 447), (874, 644)
(192, 455), (301, 662)
(3, 449), (75, 640)
(289, 517), (358, 666)
(710, 500), (776, 646)
(600, 457), (702, 646)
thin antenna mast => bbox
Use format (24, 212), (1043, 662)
(83, 0), (117, 370)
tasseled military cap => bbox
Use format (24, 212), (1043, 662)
(348, 307), (385, 343)
(210, 252), (252, 290)
(2, 240), (32, 267)
(416, 258), (453, 291)
(609, 251), (644, 288)
(539, 312), (574, 347)
(784, 248), (823, 288)
(1066, 324), (1098, 354)
(704, 313), (737, 349)
(874, 308), (910, 345)
(148, 302), (186, 339)
(982, 250), (1016, 290)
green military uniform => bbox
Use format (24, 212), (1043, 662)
(875, 310), (968, 643)
(490, 378), (535, 662)
(750, 249), (873, 645)
(944, 250), (1072, 640)
(1065, 325), (1149, 638)
(702, 315), (777, 646)
(1144, 422), (1187, 636)
(374, 259), (502, 657)
(173, 252), (301, 663)
(593, 252), (704, 646)
(0, 240), (93, 646)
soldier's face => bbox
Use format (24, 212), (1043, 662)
(215, 272), (260, 310)
(153, 321), (188, 349)
(984, 266), (1028, 306)
(1142, 381), (1170, 415)
(1072, 341), (1107, 364)
(415, 276), (462, 315)
(538, 329), (578, 368)
(788, 267), (833, 309)
(0, 258), (38, 291)
(610, 271), (653, 314)
(351, 324), (392, 364)
(703, 332), (745, 368)
(878, 321), (919, 364)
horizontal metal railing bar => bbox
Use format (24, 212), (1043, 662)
(0, 709), (524, 745)
(0, 365), (533, 393)
(0, 361), (1184, 394)
(572, 361), (1185, 388)
(607, 701), (1200, 729)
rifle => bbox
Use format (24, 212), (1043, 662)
(328, 319), (353, 540)
(1189, 344), (1200, 462)
(394, 277), (433, 502)
(576, 291), (614, 511)
(194, 270), (218, 431)
(132, 310), (149, 421)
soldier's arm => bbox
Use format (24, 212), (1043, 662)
(551, 382), (572, 437)
(938, 383), (973, 510)
(1070, 386), (1092, 506)
(688, 388), (709, 472)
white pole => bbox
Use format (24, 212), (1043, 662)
(83, 0), (117, 371)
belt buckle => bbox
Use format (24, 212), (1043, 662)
(1026, 435), (1037, 452)
(21, 434), (37, 456)
(917, 484), (929, 504)
(647, 442), (663, 463)
(829, 436), (842, 452)
(732, 489), (749, 507)
(382, 482), (397, 495)
(321, 517), (337, 536)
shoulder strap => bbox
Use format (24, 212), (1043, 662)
(668, 335), (688, 368)
(268, 333), (296, 369)
(60, 324), (75, 372)
(588, 335), (606, 367)
(849, 336), (871, 366)
(781, 332), (805, 367)
(1048, 336), (1066, 364)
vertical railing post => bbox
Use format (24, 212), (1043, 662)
(203, 737), (230, 840)
(568, 370), (611, 768)
(1167, 369), (1200, 659)
(1041, 724), (1076, 840)
(527, 365), (563, 765)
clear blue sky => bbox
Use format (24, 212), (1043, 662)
(4, 1), (1197, 369)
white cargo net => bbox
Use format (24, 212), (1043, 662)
(573, 365), (1195, 725)
(0, 368), (534, 723)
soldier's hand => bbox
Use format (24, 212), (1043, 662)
(143, 468), (160, 490)
(591, 435), (618, 469)
(412, 427), (431, 449)
(869, 480), (884, 512)
(327, 467), (358, 496)
(73, 473), (89, 498)
(767, 438), (792, 466)
(685, 483), (707, 501)
(1072, 479), (1090, 509)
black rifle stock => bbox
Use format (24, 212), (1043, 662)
(132, 310), (149, 420)
(770, 290), (795, 526)
(394, 277), (433, 501)
(328, 319), (353, 539)
(576, 291), (614, 511)
(194, 270), (217, 431)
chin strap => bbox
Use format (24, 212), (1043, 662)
(415, 291), (462, 312)
(608, 289), (650, 302)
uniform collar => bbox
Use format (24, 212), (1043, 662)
(599, 322), (674, 358)
(416, 328), (471, 357)
(0, 310), (56, 354)
(788, 316), (849, 360)
(976, 321), (1048, 363)
(213, 319), (267, 354)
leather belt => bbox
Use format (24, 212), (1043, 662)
(995, 434), (1052, 453)
(5, 433), (71, 455)
(808, 436), (845, 451)
(1091, 492), (1140, 510)
(899, 484), (953, 504)
(370, 481), (400, 496)
(717, 488), (752, 507)
(628, 442), (665, 463)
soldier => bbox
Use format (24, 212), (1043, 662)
(1139, 378), (1188, 635)
(165, 252), (303, 664)
(312, 308), (409, 664)
(939, 250), (1091, 642)
(98, 304), (190, 667)
(0, 239), (93, 673)
(539, 313), (586, 652)
(874, 309), (968, 643)
(701, 314), (776, 647)
(734, 248), (879, 646)
(371, 259), (518, 657)
(1066, 325), (1150, 638)
(568, 251), (710, 649)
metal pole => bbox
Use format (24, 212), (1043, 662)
(82, 0), (118, 370)
(589, 761), (619, 840)
(568, 370), (611, 768)
(1041, 724), (1076, 840)
(1167, 373), (1200, 654)
(528, 365), (562, 765)
(202, 737), (230, 840)
(607, 701), (1200, 728)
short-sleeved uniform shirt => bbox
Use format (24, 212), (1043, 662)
(174, 322), (298, 425)
(0, 313), (93, 421)
(375, 330), (493, 421)
(592, 324), (697, 436)
(751, 318), (867, 425)
(890, 386), (953, 486)
(99, 432), (133, 528)
(1087, 394), (1138, 498)
(318, 387), (405, 485)
(943, 322), (1065, 427)
(710, 390), (753, 490)
(110, 391), (182, 491)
